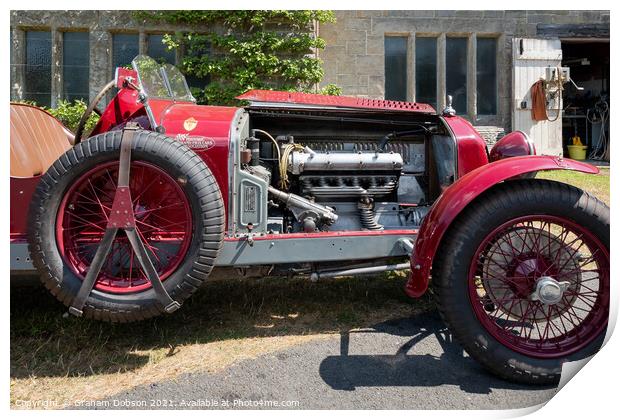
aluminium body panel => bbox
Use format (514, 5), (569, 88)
(215, 230), (417, 266)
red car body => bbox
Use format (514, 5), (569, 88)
(10, 67), (599, 299)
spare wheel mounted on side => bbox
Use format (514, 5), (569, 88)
(28, 130), (225, 322)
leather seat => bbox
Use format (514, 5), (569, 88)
(10, 103), (73, 178)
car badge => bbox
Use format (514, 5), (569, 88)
(183, 117), (198, 131)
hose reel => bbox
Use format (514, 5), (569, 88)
(531, 66), (583, 122)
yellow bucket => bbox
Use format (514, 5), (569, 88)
(567, 145), (587, 160)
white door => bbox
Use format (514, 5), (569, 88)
(512, 38), (563, 156)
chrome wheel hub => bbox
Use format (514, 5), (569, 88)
(531, 276), (570, 305)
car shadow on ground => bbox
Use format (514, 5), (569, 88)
(319, 312), (557, 394)
(10, 273), (428, 380)
(10, 275), (554, 398)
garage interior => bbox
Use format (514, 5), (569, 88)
(561, 40), (610, 162)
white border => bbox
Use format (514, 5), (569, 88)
(3, 2), (617, 419)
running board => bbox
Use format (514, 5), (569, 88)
(215, 231), (417, 266)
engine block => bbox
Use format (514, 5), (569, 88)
(299, 174), (398, 200)
(285, 145), (407, 202)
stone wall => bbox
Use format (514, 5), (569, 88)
(10, 9), (609, 136)
(318, 10), (610, 133)
(10, 10), (201, 106)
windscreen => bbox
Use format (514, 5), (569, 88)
(132, 55), (170, 98)
(131, 55), (195, 102)
(162, 63), (194, 102)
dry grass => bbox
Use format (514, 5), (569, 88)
(537, 167), (609, 205)
(11, 272), (433, 408)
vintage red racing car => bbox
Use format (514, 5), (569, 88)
(10, 55), (609, 385)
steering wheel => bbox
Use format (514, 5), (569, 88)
(74, 80), (116, 144)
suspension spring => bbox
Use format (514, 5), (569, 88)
(358, 199), (383, 230)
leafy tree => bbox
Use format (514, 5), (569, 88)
(133, 10), (340, 105)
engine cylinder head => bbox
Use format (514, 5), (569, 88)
(288, 149), (403, 175)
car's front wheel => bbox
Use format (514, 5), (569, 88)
(435, 179), (609, 384)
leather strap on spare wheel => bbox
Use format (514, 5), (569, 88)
(68, 124), (181, 317)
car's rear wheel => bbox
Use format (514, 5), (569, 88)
(28, 130), (225, 322)
(435, 179), (609, 384)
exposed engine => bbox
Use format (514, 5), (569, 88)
(282, 145), (405, 231)
(232, 103), (451, 236)
(239, 124), (433, 235)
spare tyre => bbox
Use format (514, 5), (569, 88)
(28, 130), (225, 322)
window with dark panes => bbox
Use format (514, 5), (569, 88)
(446, 37), (468, 114)
(112, 33), (139, 76)
(147, 34), (176, 64)
(415, 37), (437, 109)
(10, 30), (17, 101)
(384, 36), (408, 101)
(24, 31), (52, 107)
(63, 32), (90, 102)
(476, 38), (497, 115)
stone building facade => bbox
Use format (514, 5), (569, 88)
(10, 10), (200, 107)
(10, 10), (610, 142)
(317, 10), (609, 140)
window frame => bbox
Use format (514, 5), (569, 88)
(23, 29), (53, 107)
(445, 36), (469, 116)
(383, 35), (409, 102)
(475, 36), (499, 116)
(61, 30), (90, 103)
(414, 35), (438, 110)
(111, 32), (140, 78)
(146, 33), (177, 65)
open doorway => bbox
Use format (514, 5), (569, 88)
(561, 40), (610, 162)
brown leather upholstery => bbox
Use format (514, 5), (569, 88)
(10, 103), (72, 178)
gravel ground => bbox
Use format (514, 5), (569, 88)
(94, 311), (558, 410)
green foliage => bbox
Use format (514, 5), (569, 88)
(133, 10), (340, 105)
(46, 100), (99, 135)
(319, 83), (342, 96)
(13, 100), (37, 106)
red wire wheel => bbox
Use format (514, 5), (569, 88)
(56, 161), (193, 294)
(468, 215), (609, 358)
(30, 130), (224, 322)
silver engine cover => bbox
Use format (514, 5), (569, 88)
(288, 149), (403, 174)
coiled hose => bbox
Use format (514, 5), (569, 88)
(587, 99), (609, 161)
(279, 142), (305, 189)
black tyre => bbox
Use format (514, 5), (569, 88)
(434, 179), (609, 384)
(28, 130), (225, 322)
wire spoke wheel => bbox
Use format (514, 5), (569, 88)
(29, 130), (224, 322)
(469, 215), (609, 358)
(435, 180), (609, 384)
(56, 161), (193, 294)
